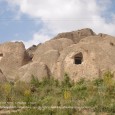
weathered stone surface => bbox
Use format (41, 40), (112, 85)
(53, 35), (115, 81)
(27, 44), (41, 60)
(18, 62), (50, 82)
(0, 69), (7, 82)
(0, 28), (115, 82)
(54, 28), (96, 43)
(33, 38), (74, 61)
(38, 50), (60, 73)
(0, 42), (30, 80)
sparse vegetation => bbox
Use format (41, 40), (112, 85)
(0, 72), (114, 114)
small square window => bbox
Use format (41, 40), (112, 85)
(74, 52), (83, 65)
(0, 53), (3, 57)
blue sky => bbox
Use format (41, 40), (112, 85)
(0, 0), (115, 48)
(0, 0), (43, 43)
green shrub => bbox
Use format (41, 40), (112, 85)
(0, 71), (114, 114)
(61, 73), (72, 88)
(24, 89), (32, 106)
(31, 75), (40, 88)
(93, 78), (103, 86)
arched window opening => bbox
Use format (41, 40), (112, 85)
(0, 53), (3, 61)
(74, 52), (83, 65)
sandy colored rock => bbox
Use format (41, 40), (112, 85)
(27, 44), (41, 60)
(54, 28), (96, 43)
(53, 35), (115, 81)
(38, 50), (60, 73)
(0, 69), (7, 82)
(0, 28), (115, 82)
(18, 50), (59, 81)
(20, 29), (115, 82)
(0, 42), (30, 80)
(18, 62), (50, 82)
(33, 38), (74, 61)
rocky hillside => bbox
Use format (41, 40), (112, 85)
(0, 28), (115, 82)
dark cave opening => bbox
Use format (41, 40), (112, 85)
(74, 52), (83, 65)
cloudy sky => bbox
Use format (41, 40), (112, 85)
(0, 0), (115, 48)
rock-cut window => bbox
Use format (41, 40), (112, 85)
(74, 52), (83, 65)
(0, 53), (3, 61)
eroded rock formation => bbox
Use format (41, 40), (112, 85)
(0, 28), (115, 82)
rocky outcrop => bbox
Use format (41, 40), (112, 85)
(27, 44), (41, 60)
(18, 38), (73, 82)
(37, 50), (60, 73)
(54, 28), (96, 43)
(0, 69), (7, 82)
(0, 28), (115, 82)
(18, 62), (50, 82)
(0, 42), (30, 80)
(53, 35), (115, 81)
(33, 38), (74, 61)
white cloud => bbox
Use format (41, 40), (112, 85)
(6, 0), (115, 47)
